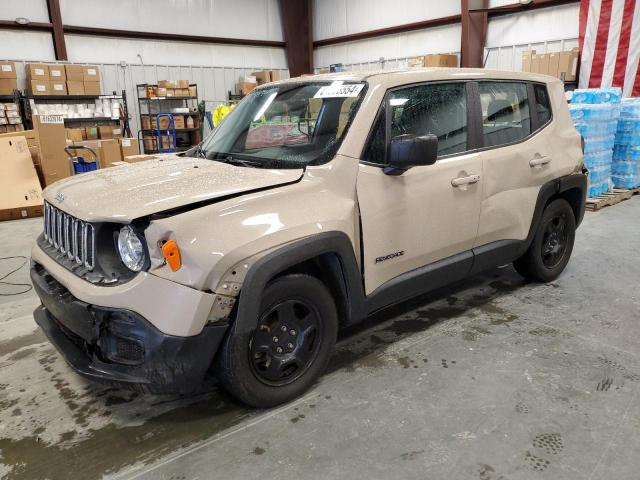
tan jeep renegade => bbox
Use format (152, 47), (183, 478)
(31, 69), (587, 407)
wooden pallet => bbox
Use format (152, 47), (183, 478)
(586, 187), (640, 211)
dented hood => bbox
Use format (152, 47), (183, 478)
(43, 156), (303, 222)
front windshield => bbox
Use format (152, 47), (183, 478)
(198, 81), (367, 168)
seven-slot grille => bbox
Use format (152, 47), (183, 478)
(43, 202), (95, 270)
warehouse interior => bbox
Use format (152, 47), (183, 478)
(1, 0), (640, 478)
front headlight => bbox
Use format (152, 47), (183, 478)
(117, 225), (146, 272)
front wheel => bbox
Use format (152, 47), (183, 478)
(215, 274), (338, 408)
(514, 198), (576, 282)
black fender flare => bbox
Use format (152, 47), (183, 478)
(233, 231), (365, 334)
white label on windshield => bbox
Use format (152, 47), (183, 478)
(314, 84), (364, 98)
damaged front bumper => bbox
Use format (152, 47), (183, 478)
(31, 261), (229, 394)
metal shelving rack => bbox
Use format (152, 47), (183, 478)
(136, 83), (200, 154)
(20, 91), (129, 133)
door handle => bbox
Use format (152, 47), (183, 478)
(529, 156), (552, 167)
(451, 174), (481, 187)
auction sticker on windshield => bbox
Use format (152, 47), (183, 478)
(314, 83), (364, 98)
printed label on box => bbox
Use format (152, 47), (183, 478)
(36, 85), (46, 91)
(53, 84), (64, 90)
(87, 69), (97, 76)
(51, 70), (61, 77)
(113, 129), (122, 135)
(35, 68), (45, 76)
(1, 65), (12, 72)
(121, 138), (131, 147)
(40, 114), (64, 124)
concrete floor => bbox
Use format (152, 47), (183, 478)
(1, 198), (639, 480)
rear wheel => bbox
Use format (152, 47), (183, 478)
(514, 198), (576, 282)
(215, 274), (338, 408)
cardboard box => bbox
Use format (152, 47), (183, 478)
(48, 65), (66, 80)
(154, 87), (167, 97)
(8, 117), (22, 125)
(0, 78), (17, 95)
(85, 126), (99, 140)
(173, 115), (185, 129)
(65, 128), (85, 142)
(521, 50), (535, 72)
(143, 137), (156, 152)
(548, 52), (560, 78)
(0, 61), (17, 79)
(252, 71), (271, 85)
(176, 88), (190, 97)
(4, 103), (18, 111)
(559, 49), (579, 82)
(166, 89), (176, 97)
(119, 138), (140, 158)
(98, 126), (113, 139)
(26, 63), (49, 80)
(0, 136), (44, 221)
(111, 127), (122, 138)
(531, 54), (541, 74)
(158, 116), (170, 130)
(124, 154), (156, 163)
(32, 115), (72, 186)
(176, 80), (189, 88)
(83, 65), (100, 82)
(270, 70), (281, 81)
(66, 80), (84, 95)
(538, 53), (550, 75)
(84, 81), (101, 95)
(158, 80), (175, 88)
(424, 54), (458, 67)
(188, 86), (197, 97)
(161, 136), (174, 150)
(50, 82), (67, 95)
(141, 116), (152, 130)
(65, 64), (84, 81)
(239, 81), (257, 95)
(29, 80), (50, 96)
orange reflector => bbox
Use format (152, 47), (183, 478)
(162, 240), (182, 272)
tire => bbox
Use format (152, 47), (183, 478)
(513, 198), (576, 282)
(215, 274), (338, 408)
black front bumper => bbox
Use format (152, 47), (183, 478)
(31, 261), (229, 394)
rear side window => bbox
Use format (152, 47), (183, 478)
(479, 82), (531, 148)
(534, 84), (552, 126)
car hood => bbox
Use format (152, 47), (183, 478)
(44, 155), (304, 222)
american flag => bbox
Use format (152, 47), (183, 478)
(579, 0), (640, 97)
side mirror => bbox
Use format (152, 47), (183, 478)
(384, 133), (438, 176)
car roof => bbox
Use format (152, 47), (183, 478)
(275, 67), (560, 89)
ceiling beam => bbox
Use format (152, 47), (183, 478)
(279, 0), (314, 76)
(46, 0), (67, 60)
(62, 25), (286, 48)
(313, 15), (461, 48)
(461, 0), (488, 68)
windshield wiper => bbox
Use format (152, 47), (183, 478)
(215, 154), (262, 168)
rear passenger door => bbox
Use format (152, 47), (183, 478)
(473, 81), (557, 247)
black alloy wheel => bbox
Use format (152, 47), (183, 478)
(541, 211), (569, 268)
(250, 298), (322, 386)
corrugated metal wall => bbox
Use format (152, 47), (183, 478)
(8, 60), (289, 139)
(484, 38), (579, 71)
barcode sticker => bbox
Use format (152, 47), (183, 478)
(314, 83), (364, 98)
(51, 70), (61, 77)
(35, 68), (45, 76)
(36, 85), (46, 91)
(121, 139), (131, 147)
(54, 84), (64, 90)
(87, 68), (97, 75)
(40, 115), (64, 124)
(1, 65), (12, 72)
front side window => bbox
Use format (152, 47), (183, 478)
(363, 82), (468, 164)
(479, 81), (531, 148)
(200, 82), (366, 168)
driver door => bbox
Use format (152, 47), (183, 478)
(357, 81), (483, 295)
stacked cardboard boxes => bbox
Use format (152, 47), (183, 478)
(0, 61), (17, 95)
(26, 63), (50, 95)
(146, 80), (195, 98)
(521, 49), (579, 81)
(0, 103), (24, 133)
(251, 70), (282, 85)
